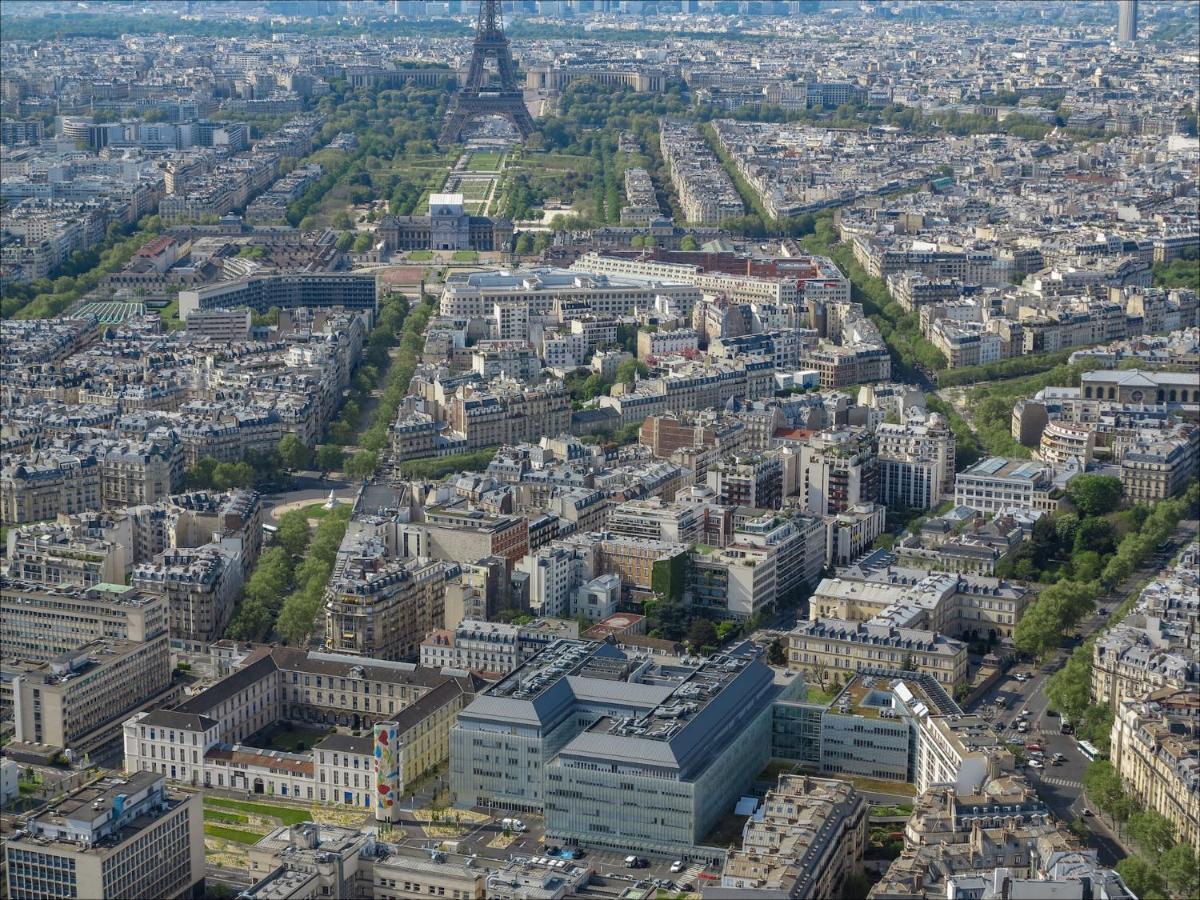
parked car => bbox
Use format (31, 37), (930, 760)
(1007, 737), (1025, 745)
(1082, 808), (1094, 817)
(670, 861), (685, 874)
(1025, 743), (1042, 752)
(544, 846), (561, 857)
(1029, 759), (1044, 769)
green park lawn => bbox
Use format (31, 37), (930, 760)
(466, 151), (504, 171)
(204, 797), (312, 826)
(203, 823), (265, 845)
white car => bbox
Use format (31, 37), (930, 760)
(1028, 759), (1044, 769)
(670, 861), (685, 874)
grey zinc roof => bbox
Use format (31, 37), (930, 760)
(565, 676), (674, 708)
(559, 732), (681, 769)
(139, 709), (220, 731)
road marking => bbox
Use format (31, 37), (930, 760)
(1039, 777), (1082, 788)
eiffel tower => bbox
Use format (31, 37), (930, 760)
(440, 0), (536, 144)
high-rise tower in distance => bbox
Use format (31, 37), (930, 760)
(1117, 0), (1138, 42)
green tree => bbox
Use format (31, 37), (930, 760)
(185, 457), (219, 489)
(1083, 760), (1127, 812)
(277, 434), (312, 472)
(211, 461), (255, 490)
(1127, 811), (1178, 860)
(1067, 475), (1124, 517)
(327, 420), (354, 445)
(1045, 645), (1091, 724)
(1013, 599), (1064, 658)
(276, 588), (320, 645)
(615, 358), (649, 383)
(344, 450), (378, 479)
(316, 444), (345, 472)
(1115, 857), (1167, 899)
(680, 234), (699, 251)
(1159, 844), (1200, 899)
(1070, 550), (1103, 582)
(687, 617), (718, 652)
(767, 637), (788, 667)
(275, 511), (313, 558)
(1075, 517), (1116, 556)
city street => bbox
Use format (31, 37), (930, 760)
(966, 519), (1197, 865)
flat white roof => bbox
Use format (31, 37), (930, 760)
(430, 192), (464, 206)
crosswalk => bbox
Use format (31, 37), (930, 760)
(1038, 776), (1082, 789)
(678, 863), (707, 889)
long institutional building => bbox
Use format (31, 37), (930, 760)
(438, 266), (703, 321)
(121, 644), (482, 819)
(0, 582), (175, 757)
(178, 271), (377, 319)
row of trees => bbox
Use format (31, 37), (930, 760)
(226, 505), (352, 645)
(357, 293), (437, 454)
(1081, 761), (1198, 899)
(4, 215), (165, 320)
(1013, 480), (1197, 658)
(1151, 250), (1200, 293)
(959, 360), (1094, 457)
(184, 446), (291, 493)
(287, 83), (450, 230)
(936, 348), (1079, 388)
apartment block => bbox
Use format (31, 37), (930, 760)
(659, 118), (743, 225)
(323, 537), (450, 662)
(954, 456), (1069, 515)
(3, 772), (204, 900)
(787, 617), (969, 690)
(1110, 690), (1200, 852)
(132, 541), (244, 643)
(809, 566), (1030, 642)
(876, 415), (956, 510)
(2, 633), (172, 755)
(0, 580), (167, 663)
(800, 427), (879, 517)
(1092, 546), (1199, 712)
(710, 775), (868, 900)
